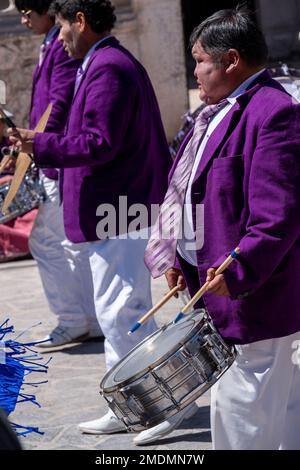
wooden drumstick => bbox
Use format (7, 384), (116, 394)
(174, 247), (241, 323)
(128, 286), (180, 335)
(1, 103), (52, 215)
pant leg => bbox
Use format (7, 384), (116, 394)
(29, 178), (88, 329)
(280, 335), (300, 449)
(88, 235), (158, 370)
(210, 331), (300, 450)
(61, 239), (102, 334)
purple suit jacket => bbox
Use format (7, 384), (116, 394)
(175, 70), (300, 344)
(30, 29), (80, 180)
(33, 37), (171, 242)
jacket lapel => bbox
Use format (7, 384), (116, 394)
(32, 63), (39, 86)
(72, 36), (119, 102)
(71, 56), (93, 102)
(34, 44), (52, 82)
(30, 42), (53, 116)
(35, 27), (61, 82)
(192, 102), (244, 181)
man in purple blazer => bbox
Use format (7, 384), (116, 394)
(10, 0), (172, 436)
(139, 6), (300, 448)
(14, 0), (102, 345)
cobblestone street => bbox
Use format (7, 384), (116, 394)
(0, 259), (212, 451)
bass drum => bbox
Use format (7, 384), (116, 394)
(169, 64), (300, 159)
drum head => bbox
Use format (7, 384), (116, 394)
(102, 309), (206, 391)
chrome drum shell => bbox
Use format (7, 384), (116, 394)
(100, 310), (236, 431)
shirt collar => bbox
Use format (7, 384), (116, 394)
(227, 68), (266, 104)
(81, 35), (113, 73)
(44, 24), (59, 46)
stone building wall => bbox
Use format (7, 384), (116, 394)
(0, 34), (40, 127)
(130, 0), (188, 141)
(0, 0), (188, 141)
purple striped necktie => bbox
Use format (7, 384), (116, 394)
(74, 66), (84, 95)
(144, 99), (228, 278)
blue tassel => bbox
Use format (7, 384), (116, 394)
(0, 319), (51, 437)
(9, 423), (44, 437)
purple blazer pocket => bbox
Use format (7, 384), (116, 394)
(212, 154), (244, 169)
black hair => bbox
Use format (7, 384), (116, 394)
(190, 4), (268, 66)
(49, 0), (116, 33)
(14, 0), (54, 15)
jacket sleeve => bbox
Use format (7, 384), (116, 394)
(33, 63), (136, 168)
(213, 102), (300, 299)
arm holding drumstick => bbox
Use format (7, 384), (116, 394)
(174, 247), (240, 323)
(128, 247), (240, 334)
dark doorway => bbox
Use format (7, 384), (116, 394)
(181, 0), (256, 87)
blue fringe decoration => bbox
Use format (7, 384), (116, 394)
(9, 423), (44, 437)
(0, 319), (51, 437)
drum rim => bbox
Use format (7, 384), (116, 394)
(101, 308), (214, 392)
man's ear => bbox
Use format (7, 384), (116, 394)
(224, 49), (240, 74)
(76, 11), (86, 33)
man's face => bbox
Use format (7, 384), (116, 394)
(192, 41), (229, 105)
(20, 10), (53, 35)
(57, 15), (83, 59)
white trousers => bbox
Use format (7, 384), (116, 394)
(210, 330), (300, 449)
(29, 176), (100, 333)
(76, 234), (158, 370)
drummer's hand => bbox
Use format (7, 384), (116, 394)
(165, 268), (186, 297)
(0, 155), (16, 172)
(8, 127), (35, 154)
(206, 268), (230, 296)
(5, 156), (16, 172)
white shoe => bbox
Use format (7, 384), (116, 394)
(78, 411), (127, 435)
(133, 402), (198, 445)
(36, 325), (89, 348)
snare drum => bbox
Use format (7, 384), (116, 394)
(0, 172), (46, 224)
(100, 309), (236, 431)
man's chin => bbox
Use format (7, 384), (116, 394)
(65, 48), (78, 58)
(199, 92), (209, 104)
(65, 48), (74, 57)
